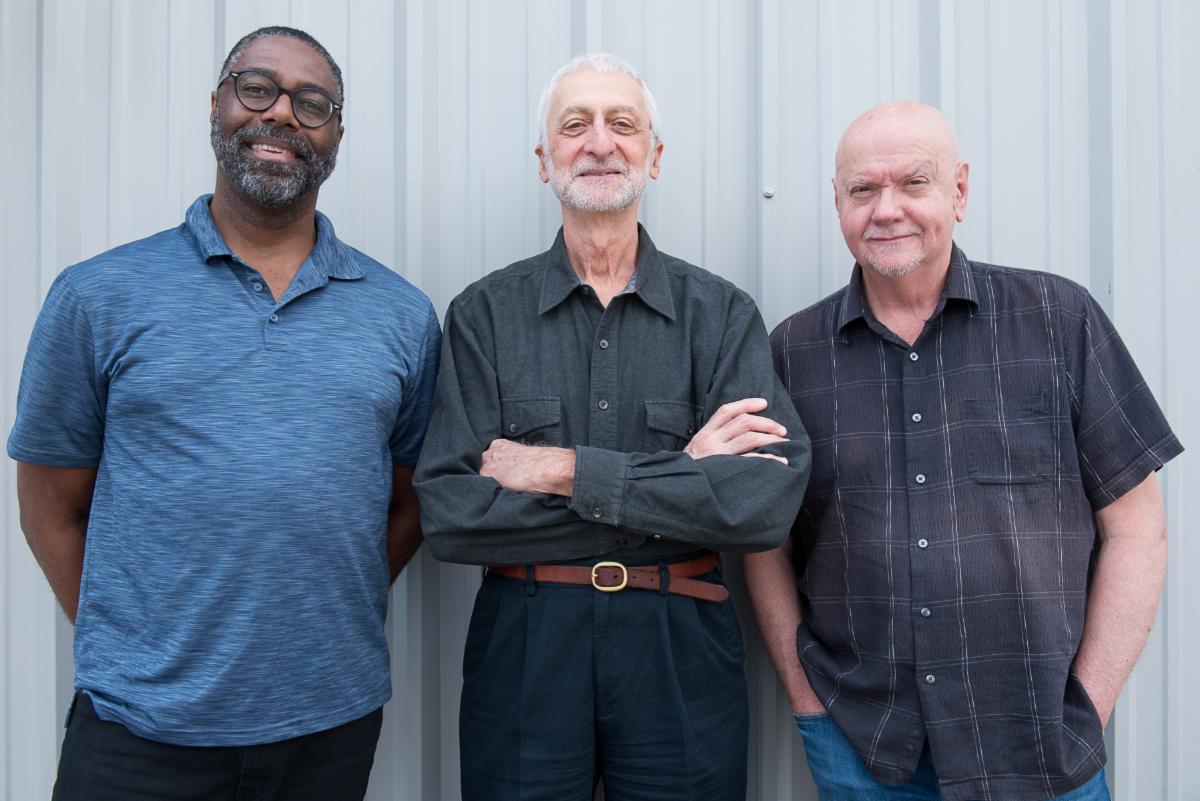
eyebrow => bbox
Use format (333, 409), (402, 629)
(557, 104), (643, 120)
(843, 162), (937, 188)
(234, 67), (337, 98)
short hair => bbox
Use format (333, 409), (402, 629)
(536, 53), (662, 148)
(218, 26), (344, 104)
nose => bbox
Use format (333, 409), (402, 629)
(581, 120), (616, 159)
(259, 91), (300, 130)
(871, 185), (904, 222)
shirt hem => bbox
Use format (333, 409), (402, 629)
(81, 686), (392, 747)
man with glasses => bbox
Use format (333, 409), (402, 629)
(8, 26), (439, 801)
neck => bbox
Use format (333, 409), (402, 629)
(560, 205), (640, 287)
(859, 251), (953, 345)
(209, 173), (319, 270)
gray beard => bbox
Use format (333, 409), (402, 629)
(546, 153), (648, 213)
(210, 110), (337, 207)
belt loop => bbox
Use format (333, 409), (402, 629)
(657, 556), (670, 596)
(524, 565), (537, 597)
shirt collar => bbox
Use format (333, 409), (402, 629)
(537, 223), (677, 321)
(184, 194), (365, 281)
(837, 242), (978, 334)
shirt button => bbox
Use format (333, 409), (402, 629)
(909, 351), (919, 362)
(591, 506), (602, 519)
(915, 473), (926, 484)
(911, 412), (922, 423)
(598, 400), (609, 411)
(269, 314), (279, 323)
(917, 538), (929, 549)
(925, 674), (936, 684)
(253, 282), (264, 292)
(616, 537), (628, 547)
(599, 339), (609, 349)
(920, 607), (931, 618)
(508, 423), (518, 434)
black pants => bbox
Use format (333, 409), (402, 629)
(460, 561), (749, 801)
(52, 693), (382, 801)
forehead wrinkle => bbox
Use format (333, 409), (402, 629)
(231, 66), (332, 96)
(231, 42), (339, 100)
(836, 101), (959, 180)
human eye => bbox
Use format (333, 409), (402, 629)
(238, 74), (274, 96)
(610, 118), (637, 133)
(560, 119), (588, 135)
(296, 94), (330, 116)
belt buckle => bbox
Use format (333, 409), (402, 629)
(591, 561), (628, 592)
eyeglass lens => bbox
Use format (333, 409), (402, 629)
(234, 71), (335, 128)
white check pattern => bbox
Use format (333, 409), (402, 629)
(770, 246), (1182, 801)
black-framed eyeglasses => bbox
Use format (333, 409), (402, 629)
(218, 70), (342, 129)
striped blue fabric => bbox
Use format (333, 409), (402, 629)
(7, 195), (440, 746)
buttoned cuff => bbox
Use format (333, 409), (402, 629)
(570, 445), (630, 526)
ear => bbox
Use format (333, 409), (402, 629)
(832, 177), (842, 218)
(210, 90), (218, 120)
(336, 123), (345, 146)
(647, 139), (664, 180)
(534, 144), (550, 184)
(953, 162), (970, 222)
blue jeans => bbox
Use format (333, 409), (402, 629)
(793, 712), (1111, 801)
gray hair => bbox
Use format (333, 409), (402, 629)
(535, 53), (662, 148)
(219, 26), (344, 104)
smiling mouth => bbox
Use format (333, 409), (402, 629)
(245, 141), (299, 162)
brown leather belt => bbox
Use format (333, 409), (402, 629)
(486, 552), (729, 602)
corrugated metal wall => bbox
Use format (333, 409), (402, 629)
(2, 1), (1196, 799)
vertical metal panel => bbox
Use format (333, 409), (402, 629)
(3, 2), (1196, 800)
(1158, 6), (1200, 798)
(2, 5), (59, 801)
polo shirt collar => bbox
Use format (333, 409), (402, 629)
(184, 194), (365, 281)
(538, 223), (677, 320)
(837, 242), (979, 334)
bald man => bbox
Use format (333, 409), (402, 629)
(745, 101), (1181, 801)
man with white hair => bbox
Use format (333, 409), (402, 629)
(415, 54), (810, 800)
(746, 101), (1181, 800)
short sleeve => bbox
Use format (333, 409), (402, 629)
(7, 271), (107, 467)
(389, 301), (442, 466)
(1062, 284), (1183, 508)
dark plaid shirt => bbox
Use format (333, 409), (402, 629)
(414, 226), (810, 565)
(771, 245), (1182, 801)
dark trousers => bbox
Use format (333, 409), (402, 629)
(460, 563), (748, 801)
(52, 692), (383, 801)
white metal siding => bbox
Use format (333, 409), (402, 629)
(2, 2), (1196, 799)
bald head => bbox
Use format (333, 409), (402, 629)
(832, 101), (969, 281)
(836, 101), (960, 183)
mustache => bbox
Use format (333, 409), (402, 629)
(863, 227), (921, 240)
(232, 124), (315, 162)
(570, 156), (630, 177)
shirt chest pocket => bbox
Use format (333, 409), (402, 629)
(642, 400), (699, 453)
(501, 397), (563, 446)
(960, 393), (1055, 484)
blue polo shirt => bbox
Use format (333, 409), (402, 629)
(8, 195), (440, 746)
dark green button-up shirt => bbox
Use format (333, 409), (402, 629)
(414, 226), (810, 565)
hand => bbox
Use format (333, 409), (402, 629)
(480, 439), (575, 496)
(684, 398), (788, 464)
